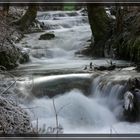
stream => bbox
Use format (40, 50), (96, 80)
(10, 10), (140, 134)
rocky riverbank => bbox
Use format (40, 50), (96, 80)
(0, 7), (35, 134)
(0, 7), (45, 70)
(0, 8), (29, 70)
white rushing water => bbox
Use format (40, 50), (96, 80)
(16, 10), (140, 134)
(23, 74), (140, 134)
(16, 10), (130, 75)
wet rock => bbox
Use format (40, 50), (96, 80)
(94, 65), (116, 71)
(39, 32), (55, 40)
(123, 78), (140, 122)
(133, 89), (140, 120)
(124, 91), (134, 111)
(127, 78), (140, 91)
(123, 91), (137, 122)
(31, 75), (92, 98)
(19, 51), (30, 64)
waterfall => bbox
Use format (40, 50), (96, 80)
(14, 10), (140, 134)
(16, 72), (140, 134)
(37, 10), (88, 30)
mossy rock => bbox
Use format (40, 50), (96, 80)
(39, 32), (55, 40)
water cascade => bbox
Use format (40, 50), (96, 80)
(13, 10), (140, 134)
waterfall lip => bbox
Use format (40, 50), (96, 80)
(16, 73), (93, 85)
(33, 73), (92, 84)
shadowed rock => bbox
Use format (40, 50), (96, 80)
(39, 32), (55, 40)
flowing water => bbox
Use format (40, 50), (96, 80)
(12, 10), (140, 134)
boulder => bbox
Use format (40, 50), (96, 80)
(124, 91), (134, 111)
(123, 91), (137, 122)
(123, 78), (140, 122)
(39, 32), (55, 40)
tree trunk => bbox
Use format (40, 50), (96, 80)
(2, 4), (9, 16)
(87, 4), (110, 57)
(17, 5), (37, 31)
(115, 6), (124, 33)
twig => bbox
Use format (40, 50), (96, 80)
(0, 80), (16, 95)
(52, 98), (59, 135)
(0, 65), (6, 71)
(0, 69), (17, 95)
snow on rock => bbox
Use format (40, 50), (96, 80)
(0, 73), (32, 134)
(0, 15), (30, 69)
(0, 95), (32, 134)
(124, 91), (134, 111)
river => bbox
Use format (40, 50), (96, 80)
(11, 10), (140, 134)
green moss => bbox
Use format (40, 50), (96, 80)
(63, 4), (75, 11)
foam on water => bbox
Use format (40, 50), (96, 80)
(27, 90), (117, 133)
(16, 10), (130, 74)
(25, 88), (140, 134)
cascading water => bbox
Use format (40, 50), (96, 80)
(14, 10), (140, 134)
(19, 71), (140, 134)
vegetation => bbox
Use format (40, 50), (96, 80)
(86, 5), (140, 62)
(63, 4), (75, 11)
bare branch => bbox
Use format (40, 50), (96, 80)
(0, 80), (16, 95)
(52, 98), (59, 135)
